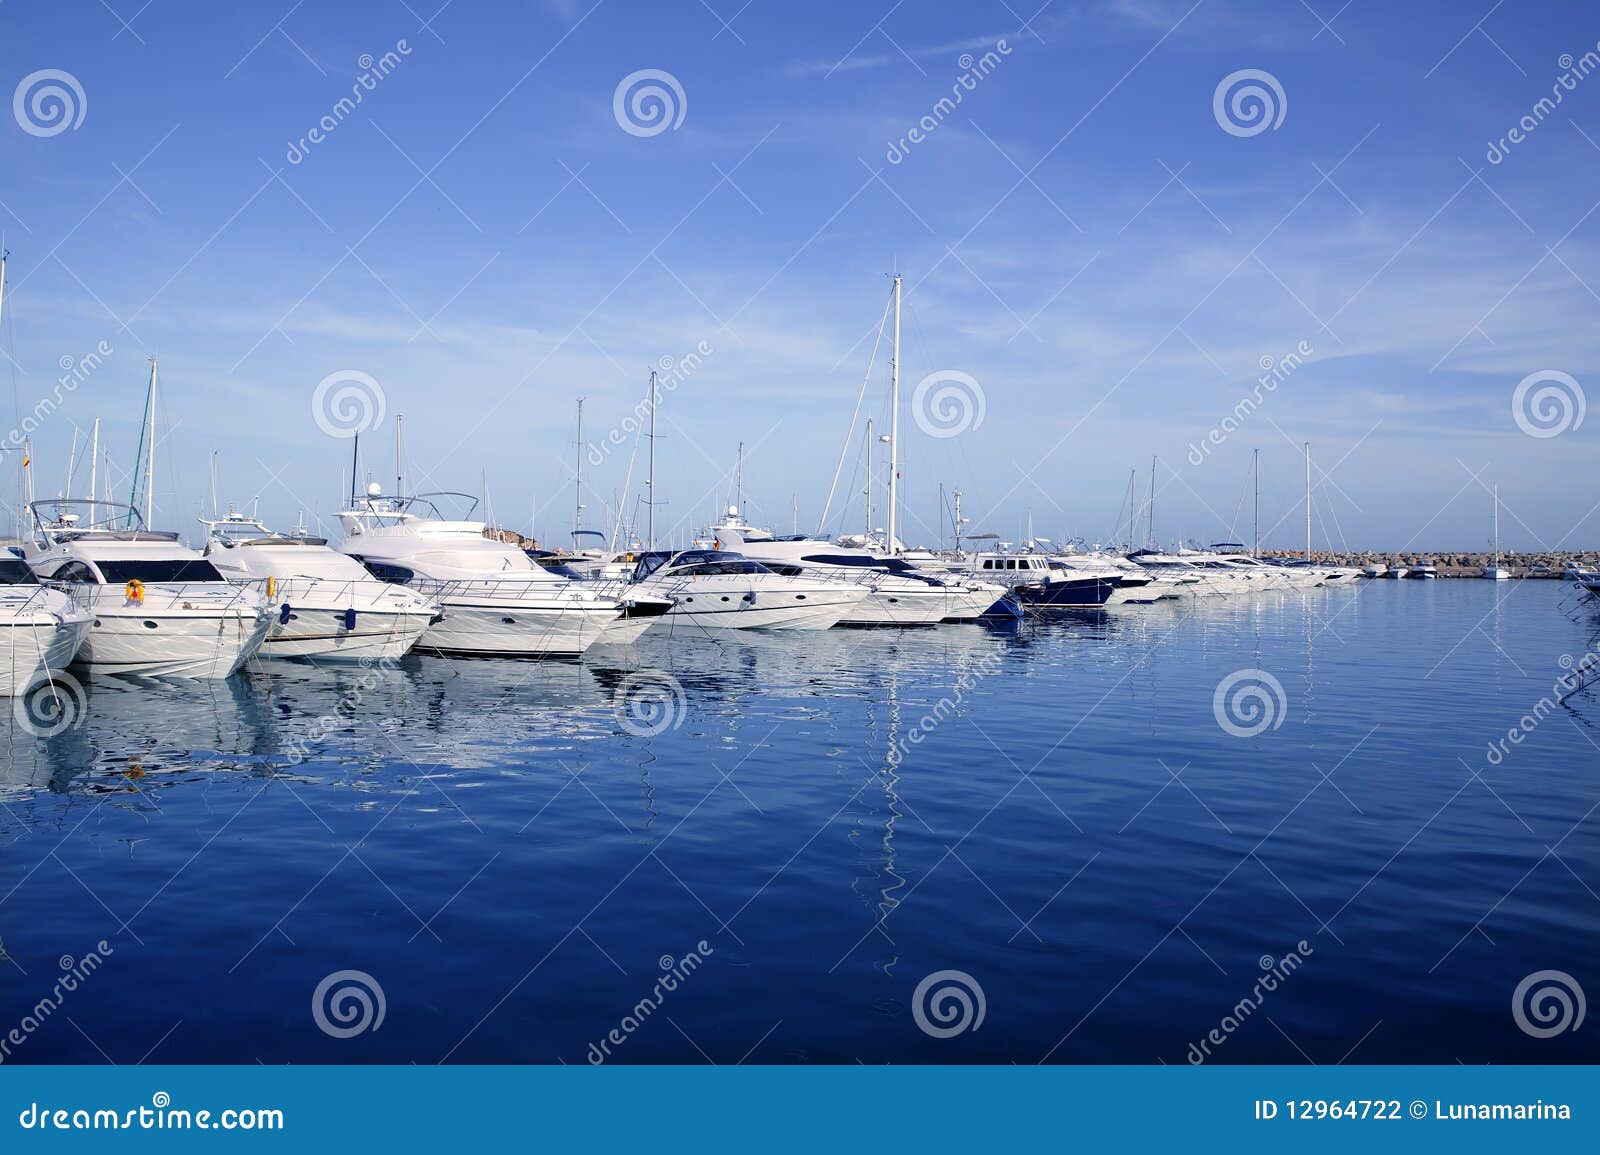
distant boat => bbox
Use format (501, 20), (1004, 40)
(1383, 566), (1409, 579)
(1361, 563), (1387, 578)
(1407, 563), (1438, 579)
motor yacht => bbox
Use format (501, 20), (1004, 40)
(200, 509), (439, 662)
(1407, 562), (1438, 579)
(337, 488), (635, 656)
(1361, 563), (1388, 578)
(0, 551), (92, 697)
(24, 500), (271, 678)
(712, 518), (1017, 625)
(626, 549), (869, 630)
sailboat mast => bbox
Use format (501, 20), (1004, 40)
(886, 273), (901, 555)
(143, 357), (157, 526)
(89, 419), (99, 505)
(646, 369), (657, 550)
(865, 418), (874, 538)
(953, 488), (964, 554)
(735, 440), (744, 513)
(1253, 447), (1260, 559)
(349, 432), (360, 506)
(209, 448), (218, 517)
(1304, 441), (1311, 563)
(396, 412), (404, 499)
(574, 399), (583, 533)
(1146, 456), (1156, 549)
(1492, 483), (1500, 565)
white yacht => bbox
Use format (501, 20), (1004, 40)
(712, 515), (1014, 625)
(1484, 484), (1510, 580)
(25, 500), (272, 678)
(1360, 563), (1388, 578)
(200, 509), (439, 662)
(336, 488), (634, 656)
(626, 549), (869, 630)
(0, 551), (92, 697)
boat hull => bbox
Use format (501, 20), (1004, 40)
(1015, 576), (1119, 611)
(75, 606), (271, 678)
(0, 615), (91, 696)
(654, 590), (865, 631)
(417, 599), (617, 657)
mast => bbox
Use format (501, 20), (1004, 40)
(1252, 447), (1260, 558)
(646, 369), (657, 550)
(1126, 468), (1136, 552)
(886, 272), (901, 555)
(349, 432), (360, 506)
(953, 488), (964, 554)
(735, 440), (744, 514)
(1146, 456), (1157, 549)
(89, 419), (99, 505)
(864, 418), (875, 539)
(395, 412), (404, 499)
(1304, 441), (1311, 563)
(143, 357), (157, 526)
(209, 448), (218, 517)
(1492, 483), (1500, 566)
(573, 399), (584, 532)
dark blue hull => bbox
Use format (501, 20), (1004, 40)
(1014, 576), (1117, 610)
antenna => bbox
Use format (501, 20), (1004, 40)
(350, 432), (360, 506)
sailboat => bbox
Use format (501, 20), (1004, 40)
(1484, 484), (1510, 580)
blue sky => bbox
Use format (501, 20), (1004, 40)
(1, 0), (1596, 552)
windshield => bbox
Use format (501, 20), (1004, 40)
(96, 559), (226, 583)
(0, 557), (38, 584)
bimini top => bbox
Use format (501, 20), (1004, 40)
(30, 499), (180, 544)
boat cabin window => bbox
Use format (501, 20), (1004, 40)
(96, 559), (226, 583)
(801, 553), (882, 568)
(353, 559), (416, 584)
(674, 560), (774, 577)
(0, 557), (38, 584)
(51, 561), (98, 584)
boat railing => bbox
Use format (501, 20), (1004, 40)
(86, 580), (269, 614)
(406, 576), (607, 604)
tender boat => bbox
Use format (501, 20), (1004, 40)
(0, 552), (92, 697)
(626, 549), (870, 630)
(337, 488), (632, 656)
(24, 500), (271, 678)
(201, 510), (439, 662)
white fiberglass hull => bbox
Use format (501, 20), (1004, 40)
(840, 587), (949, 626)
(260, 607), (432, 662)
(418, 598), (618, 657)
(652, 588), (866, 631)
(251, 578), (437, 662)
(0, 615), (91, 696)
(75, 605), (272, 678)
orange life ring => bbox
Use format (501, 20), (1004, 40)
(125, 579), (144, 604)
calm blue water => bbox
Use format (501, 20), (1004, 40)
(3, 580), (1597, 1065)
